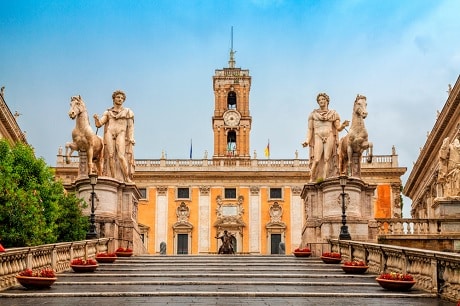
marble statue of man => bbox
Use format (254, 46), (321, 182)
(94, 90), (135, 183)
(438, 137), (450, 184)
(302, 93), (349, 182)
(447, 138), (460, 197)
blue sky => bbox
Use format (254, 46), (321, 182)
(2, 0), (460, 217)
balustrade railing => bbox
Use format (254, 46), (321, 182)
(331, 239), (460, 302)
(57, 154), (396, 171)
(0, 238), (113, 290)
(375, 218), (459, 235)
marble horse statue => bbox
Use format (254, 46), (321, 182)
(338, 94), (373, 177)
(65, 95), (104, 175)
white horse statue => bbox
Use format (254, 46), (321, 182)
(338, 94), (373, 176)
(65, 95), (104, 175)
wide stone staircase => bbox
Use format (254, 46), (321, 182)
(0, 255), (454, 305)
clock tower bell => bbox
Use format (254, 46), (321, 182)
(212, 47), (252, 159)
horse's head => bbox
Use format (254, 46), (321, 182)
(354, 94), (368, 119)
(68, 95), (86, 119)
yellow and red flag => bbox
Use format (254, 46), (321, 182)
(264, 140), (270, 158)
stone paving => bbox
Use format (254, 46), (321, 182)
(0, 255), (456, 306)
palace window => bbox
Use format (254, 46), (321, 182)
(269, 188), (283, 200)
(139, 188), (147, 199)
(177, 187), (190, 199)
(224, 188), (237, 199)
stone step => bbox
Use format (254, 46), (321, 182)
(1, 282), (437, 298)
(0, 255), (446, 305)
(58, 273), (376, 283)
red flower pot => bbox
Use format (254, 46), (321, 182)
(293, 251), (312, 257)
(376, 278), (416, 291)
(16, 275), (57, 289)
(320, 256), (342, 264)
(115, 251), (133, 257)
(341, 265), (369, 274)
(70, 264), (98, 273)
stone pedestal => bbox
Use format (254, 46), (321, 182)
(300, 176), (376, 253)
(73, 176), (143, 254)
(433, 198), (460, 218)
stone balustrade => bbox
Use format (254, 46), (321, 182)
(331, 239), (460, 302)
(0, 238), (113, 290)
(375, 218), (460, 235)
(56, 154), (396, 171)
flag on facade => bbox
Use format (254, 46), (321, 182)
(189, 139), (193, 159)
(264, 140), (270, 158)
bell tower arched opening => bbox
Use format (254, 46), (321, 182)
(227, 91), (237, 109)
(227, 131), (237, 156)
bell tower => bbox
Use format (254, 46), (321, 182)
(212, 31), (252, 159)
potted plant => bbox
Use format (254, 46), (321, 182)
(70, 258), (98, 272)
(376, 272), (416, 291)
(95, 252), (118, 263)
(320, 252), (342, 264)
(16, 268), (57, 289)
(115, 247), (133, 257)
(293, 247), (312, 257)
(341, 260), (369, 274)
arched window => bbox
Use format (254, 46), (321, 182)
(227, 131), (237, 156)
(227, 91), (236, 109)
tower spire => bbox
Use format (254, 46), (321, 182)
(228, 26), (236, 68)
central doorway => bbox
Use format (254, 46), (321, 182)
(177, 234), (188, 254)
(270, 234), (281, 254)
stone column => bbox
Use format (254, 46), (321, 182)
(249, 186), (261, 253)
(290, 186), (303, 250)
(155, 186), (168, 254)
(198, 186), (211, 253)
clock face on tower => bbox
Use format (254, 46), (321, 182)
(223, 110), (241, 127)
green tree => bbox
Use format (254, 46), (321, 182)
(0, 139), (88, 247)
(55, 194), (89, 242)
